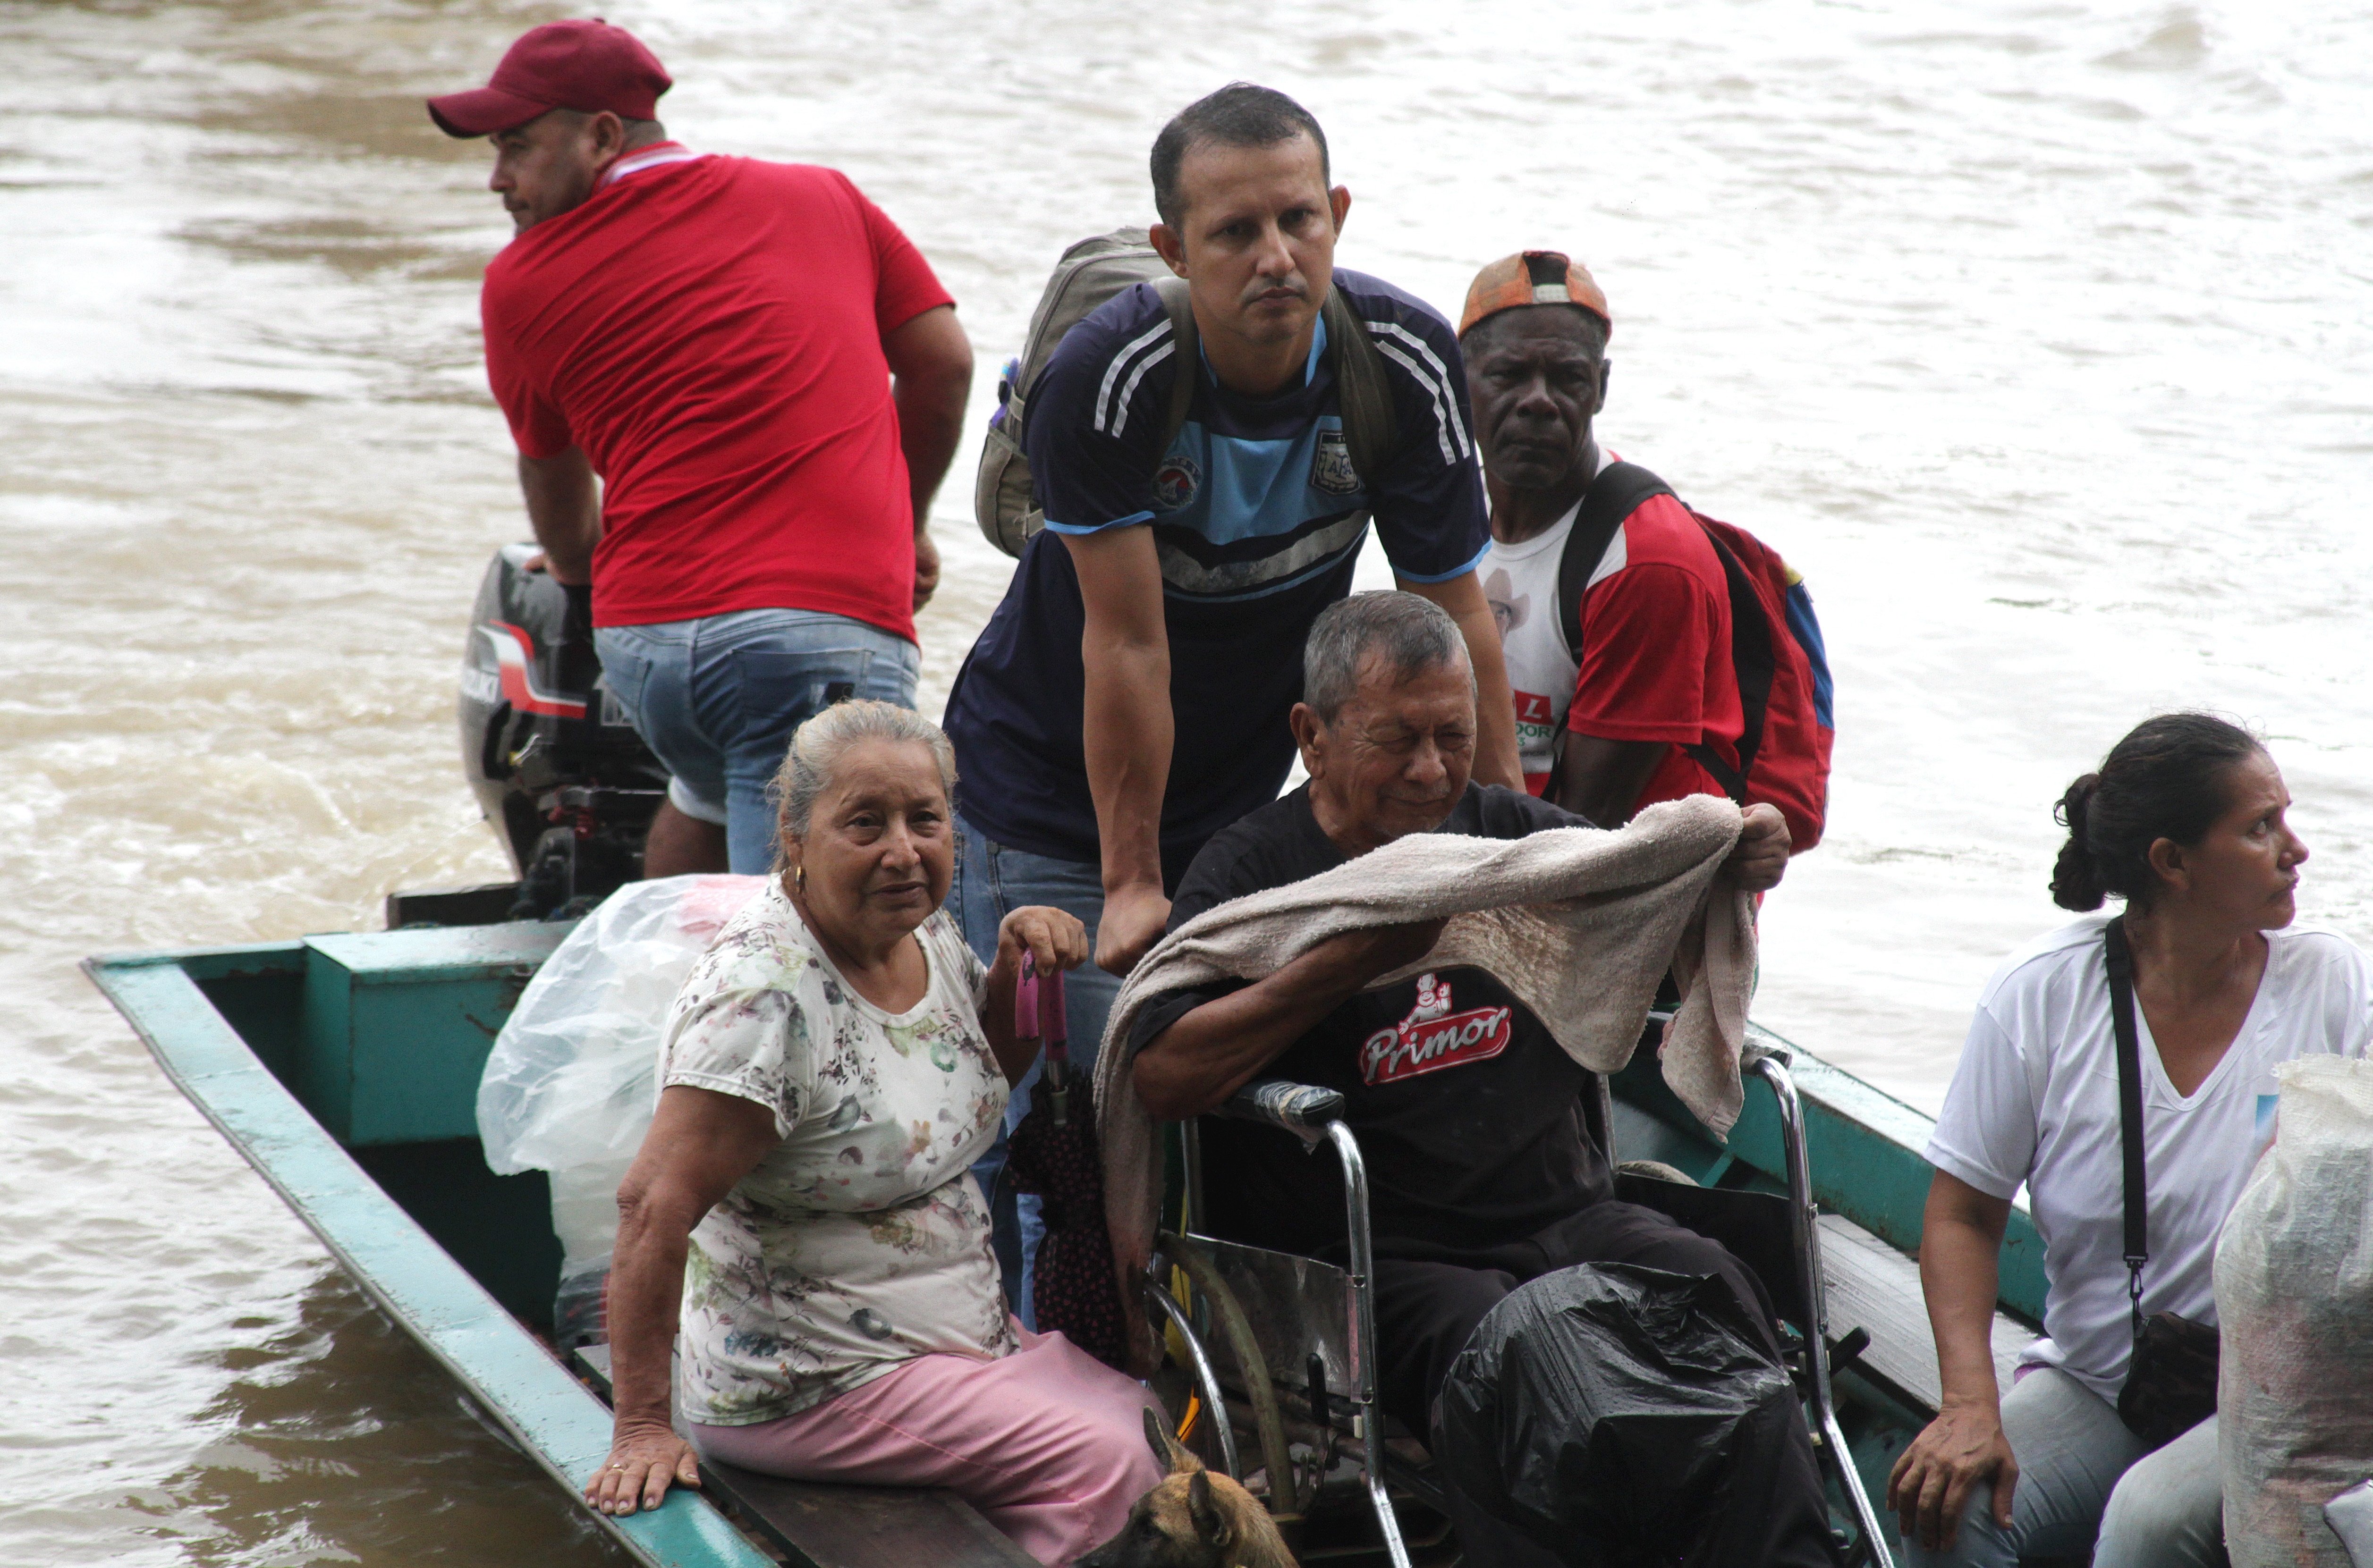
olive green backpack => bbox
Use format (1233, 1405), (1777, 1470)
(973, 227), (1399, 557)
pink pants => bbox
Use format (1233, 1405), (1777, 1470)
(686, 1326), (1164, 1567)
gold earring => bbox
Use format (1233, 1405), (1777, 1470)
(794, 865), (807, 894)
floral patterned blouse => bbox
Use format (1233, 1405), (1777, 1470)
(660, 880), (1016, 1426)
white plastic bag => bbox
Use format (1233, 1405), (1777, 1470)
(2216, 1054), (2373, 1568)
(477, 874), (764, 1274)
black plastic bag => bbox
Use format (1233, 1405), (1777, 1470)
(1437, 1262), (1796, 1565)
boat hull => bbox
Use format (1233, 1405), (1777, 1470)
(90, 919), (2045, 1565)
(87, 930), (771, 1568)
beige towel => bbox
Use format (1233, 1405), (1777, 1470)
(1091, 792), (1758, 1373)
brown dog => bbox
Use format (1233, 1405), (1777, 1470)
(1076, 1407), (1297, 1568)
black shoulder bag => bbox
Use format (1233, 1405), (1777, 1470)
(2104, 915), (2222, 1449)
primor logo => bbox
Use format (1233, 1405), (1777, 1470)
(1360, 973), (1514, 1086)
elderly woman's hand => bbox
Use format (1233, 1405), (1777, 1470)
(585, 1418), (702, 1516)
(997, 905), (1092, 975)
(1721, 803), (1791, 893)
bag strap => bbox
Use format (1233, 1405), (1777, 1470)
(1549, 461), (1775, 808)
(2105, 914), (2151, 1336)
(1680, 528), (1774, 804)
(1151, 277), (1200, 452)
(1555, 460), (1676, 667)
(1541, 461), (1677, 802)
(1319, 286), (1400, 487)
(1150, 280), (1401, 483)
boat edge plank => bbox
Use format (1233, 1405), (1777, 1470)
(85, 953), (775, 1568)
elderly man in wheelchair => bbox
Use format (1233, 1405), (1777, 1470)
(1124, 591), (1846, 1568)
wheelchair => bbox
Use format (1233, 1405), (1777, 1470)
(1141, 1037), (1897, 1568)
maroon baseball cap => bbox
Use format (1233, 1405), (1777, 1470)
(427, 19), (672, 138)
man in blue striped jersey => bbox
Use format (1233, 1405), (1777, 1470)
(943, 83), (1519, 1314)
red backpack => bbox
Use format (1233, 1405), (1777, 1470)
(1552, 462), (1835, 851)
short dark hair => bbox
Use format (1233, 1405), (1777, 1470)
(546, 107), (669, 149)
(2050, 712), (2265, 911)
(1303, 592), (1472, 724)
(1150, 84), (1331, 232)
(1462, 301), (1610, 360)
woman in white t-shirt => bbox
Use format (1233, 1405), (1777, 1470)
(1889, 712), (2373, 1568)
(581, 701), (1163, 1565)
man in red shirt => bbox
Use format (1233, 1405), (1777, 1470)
(1463, 251), (1750, 828)
(430, 20), (973, 874)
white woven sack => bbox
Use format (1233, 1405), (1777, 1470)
(2216, 1054), (2373, 1568)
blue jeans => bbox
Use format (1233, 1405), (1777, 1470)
(594, 609), (918, 874)
(950, 812), (1124, 1328)
(1899, 1366), (2224, 1568)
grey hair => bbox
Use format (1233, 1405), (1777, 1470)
(771, 699), (957, 847)
(1302, 591), (1474, 724)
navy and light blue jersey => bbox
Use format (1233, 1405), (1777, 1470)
(942, 268), (1489, 877)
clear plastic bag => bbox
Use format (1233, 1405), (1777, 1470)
(2216, 1054), (2373, 1568)
(476, 873), (764, 1280)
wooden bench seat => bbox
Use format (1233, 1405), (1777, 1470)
(1819, 1211), (2033, 1417)
(571, 1345), (1034, 1568)
(569, 1216), (2022, 1562)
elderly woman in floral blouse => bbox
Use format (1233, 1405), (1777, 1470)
(586, 701), (1162, 1565)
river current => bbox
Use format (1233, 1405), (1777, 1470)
(4, 0), (2367, 1560)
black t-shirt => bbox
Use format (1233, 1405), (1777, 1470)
(1126, 783), (1614, 1264)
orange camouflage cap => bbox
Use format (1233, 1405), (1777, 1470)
(1458, 250), (1611, 339)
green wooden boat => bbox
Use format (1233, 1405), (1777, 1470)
(86, 903), (2046, 1567)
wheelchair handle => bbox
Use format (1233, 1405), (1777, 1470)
(1221, 1079), (1346, 1133)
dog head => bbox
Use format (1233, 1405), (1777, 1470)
(1076, 1407), (1297, 1568)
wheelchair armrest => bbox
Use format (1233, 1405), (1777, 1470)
(1220, 1079), (1346, 1134)
(1649, 1007), (1794, 1070)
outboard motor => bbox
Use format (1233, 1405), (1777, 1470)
(459, 545), (668, 919)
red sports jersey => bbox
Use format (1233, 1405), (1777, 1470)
(1483, 469), (1744, 810)
(481, 151), (953, 637)
(1564, 490), (1745, 809)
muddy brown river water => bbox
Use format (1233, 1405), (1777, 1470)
(4, 0), (2369, 1560)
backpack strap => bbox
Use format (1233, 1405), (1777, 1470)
(1682, 529), (1774, 803)
(1552, 462), (1773, 807)
(1554, 460), (1675, 667)
(1320, 286), (1400, 488)
(1150, 277), (1200, 452)
(1149, 279), (1401, 485)
(2106, 914), (2152, 1337)
(1542, 461), (1673, 803)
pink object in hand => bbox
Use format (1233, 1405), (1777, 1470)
(1015, 954), (1072, 1123)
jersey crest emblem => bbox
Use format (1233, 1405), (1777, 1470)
(1152, 453), (1201, 511)
(1360, 973), (1514, 1086)
(1310, 429), (1360, 496)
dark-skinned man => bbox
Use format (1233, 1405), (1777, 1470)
(1461, 252), (1746, 828)
(430, 20), (973, 877)
(1126, 591), (1834, 1568)
(942, 84), (1520, 1315)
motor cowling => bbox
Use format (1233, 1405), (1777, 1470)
(459, 546), (667, 918)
